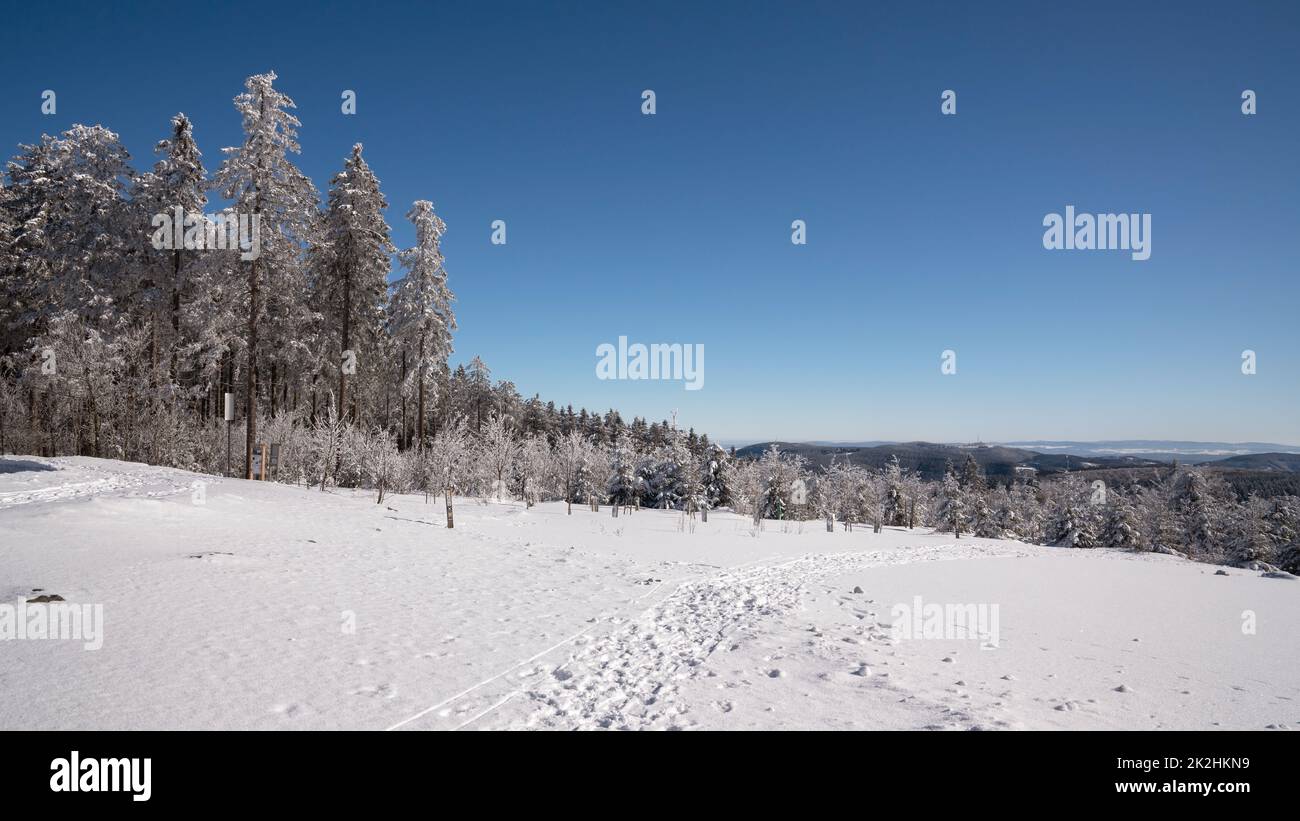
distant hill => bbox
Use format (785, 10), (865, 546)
(1006, 440), (1300, 462)
(1200, 452), (1300, 472)
(733, 441), (1163, 482)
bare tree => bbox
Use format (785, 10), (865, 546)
(476, 413), (518, 501)
(554, 429), (593, 515)
(427, 416), (470, 528)
(516, 434), (552, 508)
(311, 398), (347, 491)
(361, 425), (400, 504)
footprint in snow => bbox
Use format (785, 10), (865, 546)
(350, 684), (396, 699)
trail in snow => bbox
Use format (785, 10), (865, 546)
(385, 550), (805, 731)
(503, 543), (1031, 730)
(0, 457), (199, 507)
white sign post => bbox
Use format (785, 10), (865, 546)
(223, 392), (234, 478)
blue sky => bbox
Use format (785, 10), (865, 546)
(2, 0), (1297, 444)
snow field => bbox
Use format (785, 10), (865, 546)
(1, 457), (1295, 731)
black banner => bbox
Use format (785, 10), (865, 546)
(3, 730), (1289, 809)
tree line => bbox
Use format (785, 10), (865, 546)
(727, 448), (1300, 574)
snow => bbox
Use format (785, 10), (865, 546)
(1, 456), (1296, 731)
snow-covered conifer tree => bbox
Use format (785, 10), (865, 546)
(213, 72), (320, 478)
(882, 455), (906, 526)
(606, 434), (639, 515)
(131, 113), (207, 389)
(970, 491), (1002, 538)
(5, 125), (134, 332)
(1170, 470), (1226, 560)
(1224, 498), (1275, 568)
(1100, 492), (1142, 549)
(757, 444), (806, 520)
(389, 201), (455, 449)
(936, 466), (968, 538)
(959, 453), (985, 492)
(1045, 484), (1098, 548)
(696, 443), (729, 520)
(314, 144), (392, 422)
(1262, 496), (1299, 552)
(650, 430), (692, 510)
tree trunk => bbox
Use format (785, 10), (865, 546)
(269, 361), (278, 418)
(245, 101), (266, 481)
(399, 350), (408, 450)
(28, 389), (36, 454)
(339, 262), (351, 422)
(445, 487), (454, 528)
(416, 335), (426, 451)
(170, 249), (181, 387)
(246, 256), (259, 480)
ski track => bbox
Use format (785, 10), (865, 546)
(507, 543), (1030, 730)
(0, 460), (198, 507)
(385, 571), (683, 731)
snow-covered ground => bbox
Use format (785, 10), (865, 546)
(1, 456), (1296, 731)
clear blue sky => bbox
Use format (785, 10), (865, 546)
(3, 0), (1297, 444)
